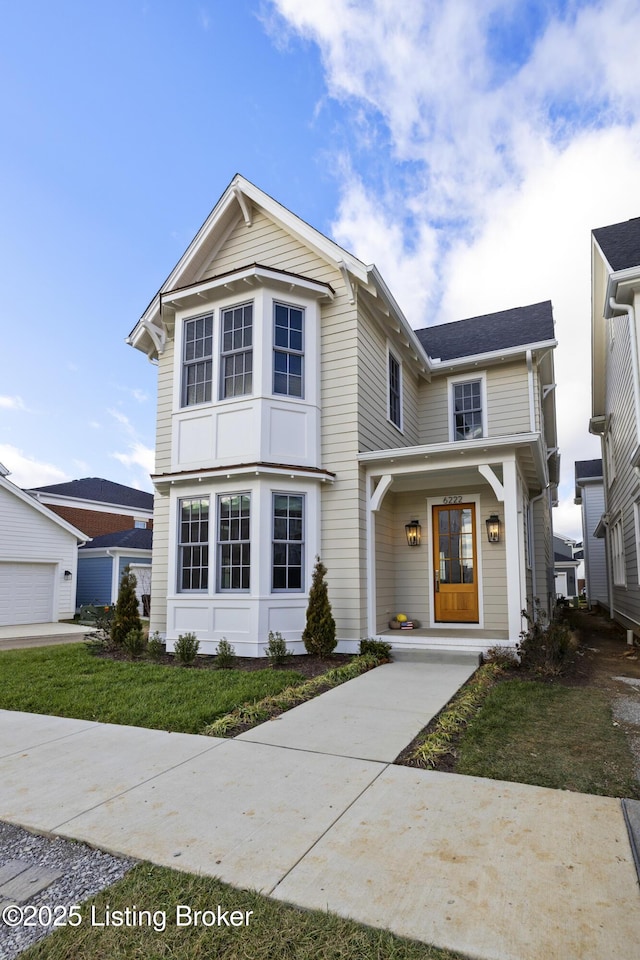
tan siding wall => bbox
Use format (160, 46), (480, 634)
(486, 362), (530, 437)
(418, 377), (449, 444)
(357, 303), (420, 451)
(155, 338), (175, 474)
(605, 302), (640, 627)
(149, 491), (169, 635)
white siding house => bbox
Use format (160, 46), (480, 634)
(0, 465), (88, 626)
(129, 175), (559, 657)
(574, 459), (609, 610)
(591, 218), (640, 633)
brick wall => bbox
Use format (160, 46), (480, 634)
(45, 506), (150, 538)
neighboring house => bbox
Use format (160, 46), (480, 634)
(553, 534), (580, 599)
(128, 174), (559, 657)
(574, 458), (609, 610)
(27, 478), (153, 538)
(0, 464), (88, 626)
(77, 528), (152, 611)
(591, 217), (640, 634)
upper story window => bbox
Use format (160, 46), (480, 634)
(273, 303), (304, 397)
(182, 314), (213, 406)
(451, 377), (485, 441)
(218, 494), (251, 591)
(220, 303), (253, 399)
(388, 351), (402, 429)
(178, 498), (209, 592)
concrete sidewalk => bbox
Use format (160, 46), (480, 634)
(1, 661), (639, 959)
(0, 622), (90, 651)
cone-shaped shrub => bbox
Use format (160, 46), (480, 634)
(111, 566), (141, 646)
(302, 556), (336, 657)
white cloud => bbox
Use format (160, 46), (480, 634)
(108, 408), (137, 437)
(0, 395), (26, 410)
(111, 442), (155, 475)
(0, 444), (69, 488)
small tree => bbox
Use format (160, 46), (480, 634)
(302, 557), (336, 657)
(111, 566), (142, 646)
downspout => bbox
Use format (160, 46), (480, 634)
(609, 297), (640, 449)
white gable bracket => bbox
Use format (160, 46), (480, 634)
(542, 384), (556, 400)
(142, 318), (167, 356)
(370, 474), (393, 512)
(478, 464), (504, 502)
(338, 261), (356, 304)
(232, 187), (253, 227)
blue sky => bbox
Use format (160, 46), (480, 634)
(2, 0), (640, 541)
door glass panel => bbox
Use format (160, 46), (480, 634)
(439, 512), (449, 534)
(461, 508), (472, 533)
(436, 506), (475, 585)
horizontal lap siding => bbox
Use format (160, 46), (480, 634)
(582, 485), (608, 606)
(487, 363), (530, 436)
(419, 378), (448, 444)
(149, 491), (170, 635)
(605, 306), (640, 627)
(155, 339), (174, 474)
(77, 556), (112, 606)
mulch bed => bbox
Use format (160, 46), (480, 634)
(88, 642), (354, 680)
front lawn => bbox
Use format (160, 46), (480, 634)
(21, 863), (465, 960)
(455, 679), (639, 798)
(0, 644), (305, 734)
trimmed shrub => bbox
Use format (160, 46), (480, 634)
(174, 632), (199, 665)
(518, 604), (576, 675)
(264, 631), (293, 666)
(111, 567), (141, 647)
(122, 626), (146, 659)
(359, 638), (392, 661)
(147, 631), (165, 662)
(215, 638), (236, 669)
(302, 557), (336, 657)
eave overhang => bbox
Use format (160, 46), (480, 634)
(151, 462), (336, 487)
(428, 339), (558, 374)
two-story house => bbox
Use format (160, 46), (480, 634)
(591, 217), (640, 635)
(129, 175), (558, 657)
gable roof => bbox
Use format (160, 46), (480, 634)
(79, 528), (153, 551)
(0, 473), (88, 541)
(592, 218), (640, 272)
(416, 301), (555, 362)
(28, 478), (153, 512)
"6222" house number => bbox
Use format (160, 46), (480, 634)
(442, 496), (463, 504)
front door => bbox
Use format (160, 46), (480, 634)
(433, 504), (479, 623)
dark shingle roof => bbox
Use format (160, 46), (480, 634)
(80, 528), (153, 551)
(29, 478), (153, 511)
(416, 301), (554, 362)
(593, 218), (640, 272)
(575, 459), (603, 482)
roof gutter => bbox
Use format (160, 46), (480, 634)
(429, 339), (557, 372)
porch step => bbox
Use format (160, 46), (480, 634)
(391, 647), (482, 667)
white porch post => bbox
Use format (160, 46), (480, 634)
(366, 473), (393, 637)
(503, 459), (523, 642)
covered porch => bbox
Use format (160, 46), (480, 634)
(360, 435), (547, 656)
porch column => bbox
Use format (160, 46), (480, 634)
(366, 473), (393, 637)
(503, 459), (523, 642)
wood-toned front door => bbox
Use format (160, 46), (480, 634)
(433, 503), (479, 623)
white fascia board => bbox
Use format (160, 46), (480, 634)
(429, 339), (558, 373)
(365, 265), (432, 377)
(358, 433), (542, 474)
(152, 465), (335, 486)
(160, 265), (334, 306)
(81, 547), (152, 558)
(30, 493), (153, 519)
(2, 476), (90, 542)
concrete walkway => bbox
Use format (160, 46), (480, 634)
(0, 622), (90, 651)
(1, 661), (639, 959)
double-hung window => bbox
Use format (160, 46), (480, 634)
(272, 494), (304, 590)
(182, 314), (213, 406)
(452, 378), (484, 441)
(220, 303), (253, 398)
(273, 303), (304, 397)
(218, 494), (251, 590)
(388, 351), (402, 429)
(178, 498), (209, 591)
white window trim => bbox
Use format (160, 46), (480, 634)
(387, 345), (403, 432)
(219, 301), (254, 401)
(273, 301), (305, 399)
(612, 514), (626, 587)
(177, 496), (210, 593)
(271, 491), (305, 593)
(181, 312), (214, 408)
(217, 492), (251, 593)
(447, 372), (488, 443)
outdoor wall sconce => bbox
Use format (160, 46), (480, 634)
(486, 515), (501, 543)
(63, 570), (72, 580)
(405, 519), (422, 547)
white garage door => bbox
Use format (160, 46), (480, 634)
(0, 562), (55, 626)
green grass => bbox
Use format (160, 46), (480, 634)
(21, 863), (466, 960)
(455, 679), (639, 798)
(0, 644), (305, 734)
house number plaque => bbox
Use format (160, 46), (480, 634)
(442, 496), (463, 504)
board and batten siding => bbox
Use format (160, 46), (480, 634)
(0, 483), (79, 619)
(603, 300), (640, 628)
